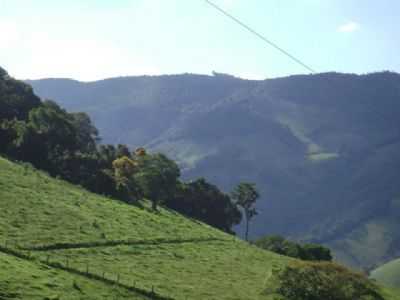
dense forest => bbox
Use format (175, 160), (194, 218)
(0, 66), (245, 234)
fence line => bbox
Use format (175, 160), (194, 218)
(19, 237), (229, 251)
(0, 242), (174, 300)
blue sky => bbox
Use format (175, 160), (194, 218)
(1, 0), (399, 81)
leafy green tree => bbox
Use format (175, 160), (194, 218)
(70, 112), (99, 152)
(0, 119), (19, 154)
(28, 101), (77, 149)
(255, 235), (301, 257)
(254, 235), (332, 261)
(232, 182), (259, 241)
(134, 153), (180, 210)
(8, 119), (48, 167)
(0, 66), (7, 77)
(112, 156), (138, 203)
(267, 261), (383, 300)
(302, 243), (333, 261)
(98, 144), (117, 167)
(0, 68), (41, 121)
(169, 178), (242, 233)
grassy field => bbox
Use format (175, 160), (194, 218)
(0, 156), (287, 299)
(1, 156), (399, 300)
(0, 157), (227, 247)
(27, 241), (284, 300)
(371, 258), (400, 289)
(0, 252), (147, 300)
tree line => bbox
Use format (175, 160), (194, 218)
(0, 66), (259, 235)
(254, 235), (332, 261)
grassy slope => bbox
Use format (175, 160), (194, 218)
(0, 156), (399, 300)
(370, 258), (400, 289)
(0, 156), (285, 300)
(0, 252), (146, 300)
(0, 157), (226, 246)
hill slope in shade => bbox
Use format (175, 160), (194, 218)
(370, 258), (400, 289)
(27, 71), (400, 270)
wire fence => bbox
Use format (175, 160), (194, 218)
(0, 242), (174, 300)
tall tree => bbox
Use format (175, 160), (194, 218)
(168, 178), (242, 233)
(134, 153), (180, 210)
(231, 182), (259, 241)
(70, 112), (99, 152)
(112, 156), (138, 203)
(0, 67), (41, 121)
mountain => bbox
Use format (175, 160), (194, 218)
(1, 156), (399, 300)
(27, 71), (400, 270)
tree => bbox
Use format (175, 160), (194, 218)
(134, 153), (180, 210)
(231, 182), (259, 241)
(254, 235), (333, 261)
(168, 178), (242, 233)
(116, 144), (131, 159)
(255, 235), (298, 256)
(302, 243), (332, 261)
(0, 69), (41, 121)
(112, 156), (138, 203)
(70, 112), (99, 152)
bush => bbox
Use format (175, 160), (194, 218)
(301, 243), (332, 261)
(254, 235), (332, 261)
(266, 261), (384, 300)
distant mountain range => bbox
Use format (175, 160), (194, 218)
(27, 71), (400, 270)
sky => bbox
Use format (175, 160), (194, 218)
(0, 0), (399, 81)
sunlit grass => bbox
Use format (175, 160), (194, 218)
(1, 156), (399, 300)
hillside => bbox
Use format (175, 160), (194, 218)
(0, 156), (283, 299)
(0, 252), (144, 300)
(370, 258), (400, 289)
(1, 156), (399, 300)
(27, 71), (400, 270)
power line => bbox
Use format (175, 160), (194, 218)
(204, 0), (316, 74)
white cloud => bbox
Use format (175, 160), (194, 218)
(1, 27), (160, 81)
(0, 20), (22, 46)
(0, 6), (162, 81)
(338, 21), (360, 33)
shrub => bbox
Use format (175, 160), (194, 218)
(266, 261), (384, 300)
(254, 235), (332, 261)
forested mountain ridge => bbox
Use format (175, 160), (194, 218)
(27, 71), (400, 270)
